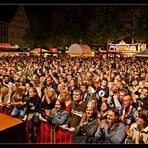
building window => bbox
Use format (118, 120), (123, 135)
(135, 13), (139, 17)
(126, 27), (130, 33)
(11, 32), (14, 37)
(4, 29), (6, 35)
(125, 14), (131, 20)
(17, 33), (20, 38)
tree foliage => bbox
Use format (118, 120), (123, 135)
(135, 6), (148, 42)
(87, 5), (126, 47)
(23, 12), (51, 49)
(50, 6), (88, 48)
(23, 5), (127, 49)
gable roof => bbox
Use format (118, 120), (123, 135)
(0, 5), (19, 23)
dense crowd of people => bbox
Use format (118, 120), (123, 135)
(0, 54), (147, 144)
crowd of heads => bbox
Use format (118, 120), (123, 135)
(0, 54), (147, 144)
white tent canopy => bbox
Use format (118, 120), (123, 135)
(68, 44), (92, 55)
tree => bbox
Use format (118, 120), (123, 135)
(87, 5), (126, 48)
(50, 5), (89, 48)
(135, 6), (148, 43)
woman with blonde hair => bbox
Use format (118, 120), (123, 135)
(39, 88), (57, 121)
(59, 88), (72, 115)
(11, 87), (27, 119)
(30, 79), (42, 98)
(9, 82), (19, 103)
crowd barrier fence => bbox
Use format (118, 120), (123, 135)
(0, 106), (73, 144)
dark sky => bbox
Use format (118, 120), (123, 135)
(0, 5), (57, 22)
(0, 0), (147, 4)
(0, 4), (145, 25)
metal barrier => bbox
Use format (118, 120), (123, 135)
(38, 121), (73, 144)
(0, 107), (73, 144)
(0, 107), (27, 143)
(0, 106), (13, 116)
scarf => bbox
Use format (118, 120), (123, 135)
(121, 105), (133, 123)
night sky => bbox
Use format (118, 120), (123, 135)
(0, 4), (98, 24)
